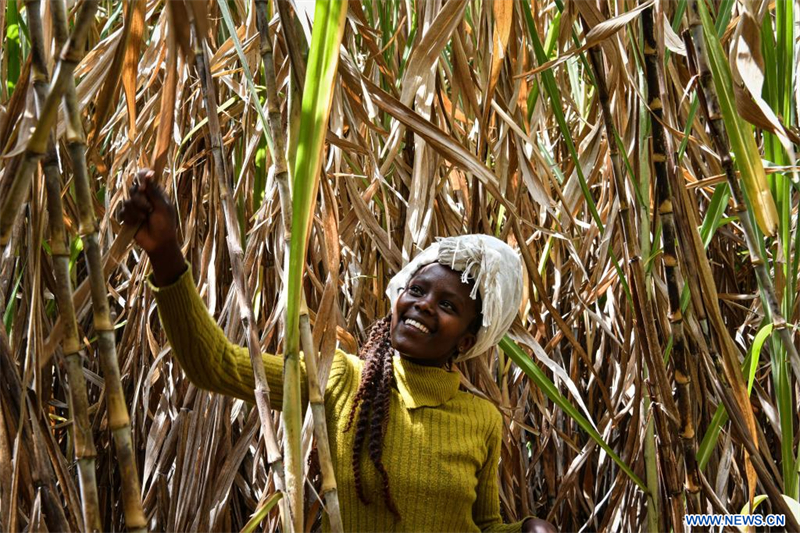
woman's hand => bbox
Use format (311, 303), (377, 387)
(118, 169), (186, 286)
(522, 517), (557, 533)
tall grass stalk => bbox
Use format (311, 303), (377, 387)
(284, 2), (348, 530)
(586, 43), (685, 532)
(18, 1), (102, 530)
(49, 0), (147, 529)
(642, 5), (701, 515)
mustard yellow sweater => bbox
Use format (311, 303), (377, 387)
(152, 267), (527, 532)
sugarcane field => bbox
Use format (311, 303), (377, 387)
(2, 0), (800, 532)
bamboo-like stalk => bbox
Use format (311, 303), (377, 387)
(685, 0), (800, 390)
(255, 2), (343, 531)
(255, 0), (292, 226)
(49, 1), (147, 530)
(585, 41), (685, 532)
(183, 3), (294, 531)
(21, 1), (102, 530)
(299, 309), (343, 532)
(642, 6), (702, 515)
(0, 0), (99, 245)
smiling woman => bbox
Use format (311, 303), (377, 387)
(119, 173), (556, 533)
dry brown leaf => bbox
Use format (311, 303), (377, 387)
(122, 0), (146, 141)
(487, 0), (513, 105)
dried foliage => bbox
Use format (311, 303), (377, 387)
(1, 0), (799, 532)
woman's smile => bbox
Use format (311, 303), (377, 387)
(401, 317), (432, 334)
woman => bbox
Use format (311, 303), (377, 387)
(121, 170), (556, 533)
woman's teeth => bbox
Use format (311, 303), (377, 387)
(404, 318), (430, 333)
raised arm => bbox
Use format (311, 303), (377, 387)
(150, 264), (302, 405)
(120, 170), (304, 406)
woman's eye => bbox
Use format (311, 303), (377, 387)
(441, 301), (455, 311)
(408, 286), (422, 296)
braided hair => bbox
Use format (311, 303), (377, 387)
(344, 315), (400, 518)
(345, 282), (483, 521)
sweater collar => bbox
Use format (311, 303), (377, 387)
(394, 355), (460, 409)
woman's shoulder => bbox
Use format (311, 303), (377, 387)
(331, 349), (362, 371)
(325, 349), (363, 395)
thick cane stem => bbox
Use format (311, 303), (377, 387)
(50, 0), (147, 530)
(0, 0), (99, 245)
(22, 1), (103, 530)
(642, 6), (702, 515)
(585, 35), (685, 532)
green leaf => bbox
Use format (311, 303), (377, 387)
(217, 0), (274, 155)
(3, 265), (25, 334)
(281, 2), (348, 524)
(240, 492), (283, 533)
(286, 0), (348, 349)
(748, 324), (773, 394)
(500, 337), (648, 492)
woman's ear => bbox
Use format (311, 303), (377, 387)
(457, 333), (477, 355)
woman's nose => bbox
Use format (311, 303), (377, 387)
(414, 296), (434, 314)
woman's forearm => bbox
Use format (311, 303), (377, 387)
(151, 265), (302, 405)
(149, 240), (187, 287)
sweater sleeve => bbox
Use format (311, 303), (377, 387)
(474, 410), (531, 533)
(149, 264), (306, 407)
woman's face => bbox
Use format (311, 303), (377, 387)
(390, 263), (480, 367)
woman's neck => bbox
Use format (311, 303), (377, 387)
(398, 353), (451, 368)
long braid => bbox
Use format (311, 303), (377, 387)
(345, 315), (400, 519)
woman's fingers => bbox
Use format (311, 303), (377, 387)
(129, 192), (154, 214)
(121, 168), (179, 254)
(117, 203), (144, 226)
(138, 169), (173, 215)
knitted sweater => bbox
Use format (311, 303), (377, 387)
(152, 266), (527, 532)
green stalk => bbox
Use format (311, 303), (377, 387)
(284, 2), (348, 531)
(760, 0), (797, 499)
(182, 2), (292, 530)
(253, 1), (342, 530)
(0, 0), (99, 245)
(49, 1), (147, 530)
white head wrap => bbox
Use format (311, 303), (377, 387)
(386, 235), (523, 362)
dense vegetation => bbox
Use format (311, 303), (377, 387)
(1, 0), (798, 531)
